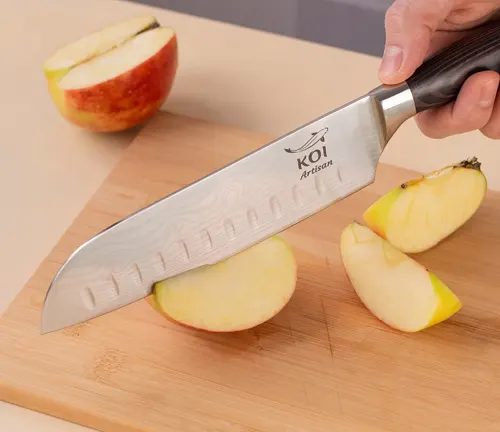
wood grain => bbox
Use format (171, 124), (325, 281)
(1, 112), (500, 432)
(407, 19), (500, 112)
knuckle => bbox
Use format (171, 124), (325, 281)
(385, 0), (450, 32)
(384, 4), (405, 29)
(417, 123), (449, 139)
(481, 125), (500, 140)
(415, 113), (449, 139)
(423, 129), (449, 139)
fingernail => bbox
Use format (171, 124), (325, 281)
(379, 46), (403, 80)
(479, 78), (499, 108)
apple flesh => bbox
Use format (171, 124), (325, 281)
(150, 236), (297, 332)
(363, 157), (487, 253)
(340, 221), (462, 332)
(43, 17), (178, 132)
(42, 16), (159, 79)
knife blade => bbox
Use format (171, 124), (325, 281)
(41, 20), (500, 334)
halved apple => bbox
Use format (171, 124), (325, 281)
(363, 157), (487, 253)
(150, 236), (297, 332)
(340, 221), (461, 332)
(43, 16), (178, 132)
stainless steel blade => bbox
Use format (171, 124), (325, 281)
(41, 83), (416, 334)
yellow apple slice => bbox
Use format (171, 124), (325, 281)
(42, 16), (159, 80)
(363, 157), (487, 253)
(45, 25), (178, 132)
(151, 236), (297, 332)
(340, 221), (461, 332)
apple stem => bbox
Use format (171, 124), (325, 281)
(400, 156), (482, 189)
(456, 156), (481, 171)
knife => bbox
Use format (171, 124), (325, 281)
(41, 20), (500, 334)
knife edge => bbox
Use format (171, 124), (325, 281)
(41, 83), (416, 334)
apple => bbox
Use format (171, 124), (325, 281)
(149, 236), (297, 332)
(42, 16), (178, 132)
(340, 221), (462, 332)
(363, 157), (487, 253)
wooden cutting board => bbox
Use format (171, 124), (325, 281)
(2, 112), (500, 432)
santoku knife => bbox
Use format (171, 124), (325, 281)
(41, 21), (500, 334)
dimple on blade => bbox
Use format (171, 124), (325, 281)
(41, 90), (402, 334)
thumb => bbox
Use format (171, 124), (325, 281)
(379, 0), (453, 84)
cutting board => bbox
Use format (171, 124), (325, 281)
(2, 112), (500, 432)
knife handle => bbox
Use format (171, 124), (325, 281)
(406, 19), (500, 113)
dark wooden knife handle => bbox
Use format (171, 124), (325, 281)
(407, 19), (500, 113)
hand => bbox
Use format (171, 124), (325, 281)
(380, 0), (500, 139)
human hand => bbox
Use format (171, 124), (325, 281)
(380, 0), (500, 139)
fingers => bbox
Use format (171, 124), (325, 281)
(381, 0), (500, 139)
(379, 0), (454, 84)
(415, 71), (500, 139)
(480, 84), (500, 139)
(426, 28), (475, 56)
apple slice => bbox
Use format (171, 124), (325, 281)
(150, 236), (297, 332)
(43, 19), (178, 132)
(363, 157), (487, 253)
(340, 221), (461, 332)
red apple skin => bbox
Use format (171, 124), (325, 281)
(51, 35), (178, 132)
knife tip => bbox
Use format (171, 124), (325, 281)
(39, 288), (67, 335)
(39, 316), (60, 335)
(39, 309), (60, 335)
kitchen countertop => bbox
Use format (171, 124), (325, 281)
(2, 0), (500, 430)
